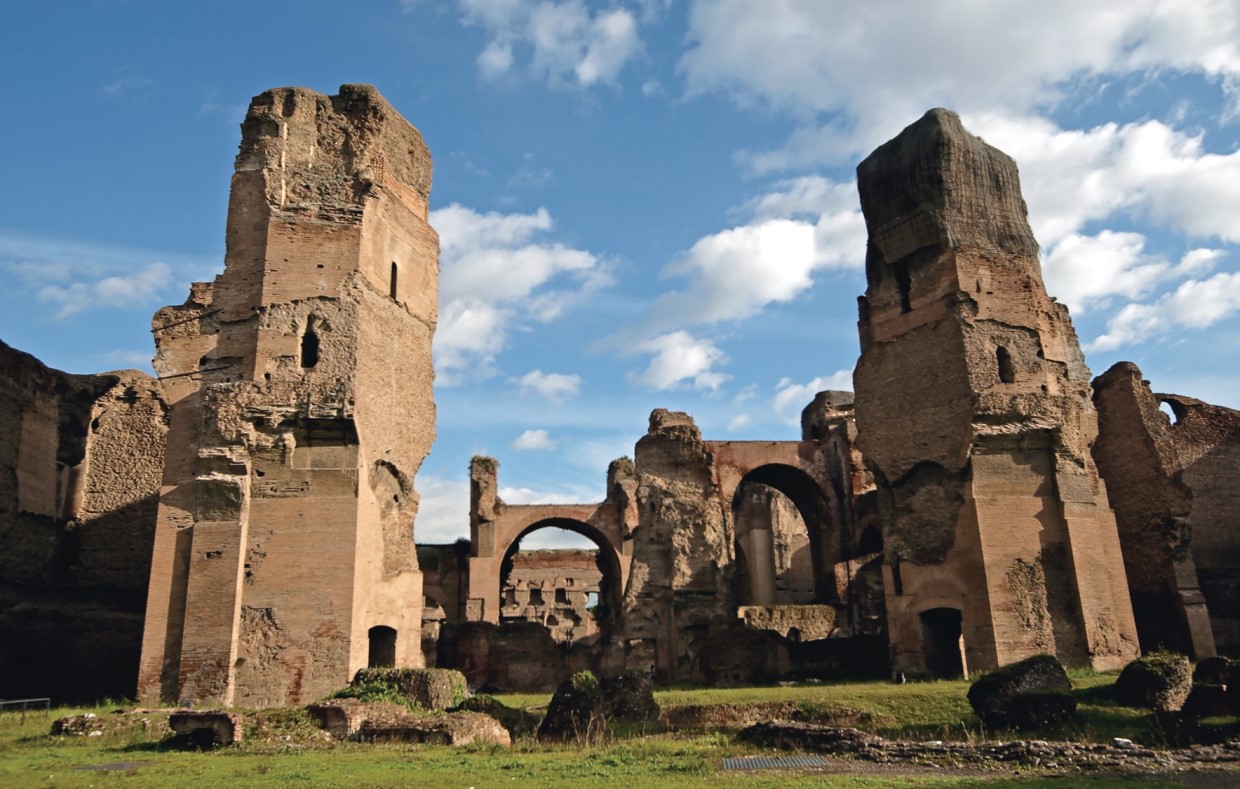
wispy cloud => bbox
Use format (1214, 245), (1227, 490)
(512, 428), (557, 450)
(0, 230), (216, 320)
(459, 0), (644, 88)
(102, 75), (153, 98)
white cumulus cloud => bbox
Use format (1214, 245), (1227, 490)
(432, 203), (610, 383)
(512, 428), (557, 450)
(680, 0), (1240, 167)
(631, 331), (730, 391)
(517, 369), (582, 402)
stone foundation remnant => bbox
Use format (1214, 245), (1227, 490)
(853, 108), (1139, 677)
(136, 84), (438, 707)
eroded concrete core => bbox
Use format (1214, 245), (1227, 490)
(853, 109), (1139, 676)
(136, 84), (438, 707)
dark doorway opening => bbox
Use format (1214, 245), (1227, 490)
(919, 607), (964, 678)
(368, 625), (397, 668)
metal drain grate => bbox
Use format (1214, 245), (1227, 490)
(721, 754), (830, 771)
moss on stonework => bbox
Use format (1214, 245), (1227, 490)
(340, 668), (468, 711)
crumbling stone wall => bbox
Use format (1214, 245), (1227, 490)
(137, 84), (438, 707)
(1093, 361), (1240, 656)
(853, 108), (1138, 677)
(0, 339), (167, 701)
(620, 410), (731, 681)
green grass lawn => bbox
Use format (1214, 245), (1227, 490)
(496, 669), (1166, 744)
(0, 671), (1228, 788)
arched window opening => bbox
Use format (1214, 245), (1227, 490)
(368, 625), (397, 668)
(1160, 399), (1186, 425)
(996, 346), (1015, 384)
(390, 262), (399, 300)
(300, 318), (321, 369)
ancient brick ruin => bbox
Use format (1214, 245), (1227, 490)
(1, 87), (1237, 703)
(134, 85), (438, 708)
(852, 109), (1139, 676)
(1093, 362), (1240, 658)
(0, 341), (166, 701)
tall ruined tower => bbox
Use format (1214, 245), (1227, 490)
(853, 109), (1137, 676)
(137, 85), (438, 707)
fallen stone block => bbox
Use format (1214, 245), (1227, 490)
(357, 711), (510, 746)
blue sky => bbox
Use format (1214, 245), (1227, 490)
(2, 1), (1239, 546)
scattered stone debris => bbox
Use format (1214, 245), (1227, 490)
(51, 709), (174, 739)
(662, 702), (872, 730)
(739, 721), (1240, 774)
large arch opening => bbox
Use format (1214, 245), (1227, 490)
(497, 518), (621, 645)
(732, 464), (836, 607)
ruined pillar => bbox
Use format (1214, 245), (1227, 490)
(853, 109), (1138, 676)
(466, 455), (504, 623)
(137, 85), (438, 706)
(620, 410), (731, 682)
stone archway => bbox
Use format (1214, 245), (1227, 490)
(495, 517), (624, 641)
(466, 502), (630, 625)
(731, 462), (837, 606)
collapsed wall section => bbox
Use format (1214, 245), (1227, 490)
(137, 84), (438, 707)
(1093, 362), (1240, 656)
(853, 109), (1138, 677)
(0, 339), (167, 701)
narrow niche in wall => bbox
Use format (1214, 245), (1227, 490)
(301, 317), (321, 369)
(996, 346), (1015, 384)
(390, 262), (398, 300)
(893, 260), (912, 313)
